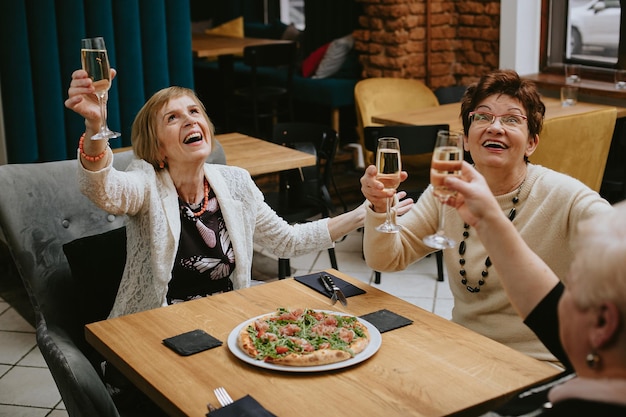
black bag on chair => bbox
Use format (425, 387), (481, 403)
(280, 142), (322, 210)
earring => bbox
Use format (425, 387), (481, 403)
(158, 160), (165, 169)
(586, 351), (600, 369)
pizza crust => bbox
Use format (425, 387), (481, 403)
(237, 309), (370, 367)
(238, 326), (258, 357)
(268, 348), (352, 366)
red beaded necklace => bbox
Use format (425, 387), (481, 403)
(192, 178), (210, 217)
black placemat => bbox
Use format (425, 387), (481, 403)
(294, 272), (366, 299)
(360, 309), (413, 333)
(207, 394), (277, 417)
(163, 329), (222, 356)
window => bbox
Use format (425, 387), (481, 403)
(280, 0), (305, 30)
(567, 0), (621, 65)
(544, 0), (626, 76)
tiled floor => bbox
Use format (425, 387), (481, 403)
(0, 228), (453, 416)
(0, 299), (68, 416)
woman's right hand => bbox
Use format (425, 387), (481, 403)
(444, 161), (502, 228)
(64, 68), (116, 131)
(360, 165), (408, 213)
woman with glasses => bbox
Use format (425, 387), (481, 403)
(360, 69), (612, 363)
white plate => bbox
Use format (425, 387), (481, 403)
(227, 311), (382, 372)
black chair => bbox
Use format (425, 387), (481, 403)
(434, 85), (468, 104)
(600, 118), (626, 203)
(363, 124), (448, 284)
(230, 42), (297, 138)
(264, 122), (341, 279)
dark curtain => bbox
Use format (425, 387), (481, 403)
(0, 0), (194, 163)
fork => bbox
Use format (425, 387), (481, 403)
(214, 386), (234, 407)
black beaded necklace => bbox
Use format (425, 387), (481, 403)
(458, 180), (524, 293)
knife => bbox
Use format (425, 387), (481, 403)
(319, 274), (338, 305)
(321, 274), (348, 306)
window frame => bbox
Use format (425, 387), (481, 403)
(541, 0), (626, 82)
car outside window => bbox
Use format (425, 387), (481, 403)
(567, 0), (621, 65)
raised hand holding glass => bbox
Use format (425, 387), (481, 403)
(80, 37), (120, 140)
(423, 131), (463, 249)
(375, 137), (402, 233)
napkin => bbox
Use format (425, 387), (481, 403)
(163, 329), (222, 356)
(206, 395), (277, 417)
(294, 272), (366, 298)
(359, 309), (413, 333)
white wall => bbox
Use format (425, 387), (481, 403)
(500, 0), (542, 75)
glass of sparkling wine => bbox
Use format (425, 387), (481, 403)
(375, 137), (402, 233)
(80, 37), (120, 140)
(423, 130), (463, 249)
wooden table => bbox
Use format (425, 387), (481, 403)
(372, 96), (626, 131)
(86, 270), (560, 417)
(216, 132), (315, 176)
(113, 133), (315, 176)
(192, 33), (291, 59)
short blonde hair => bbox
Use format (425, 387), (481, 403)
(131, 86), (215, 169)
(568, 201), (626, 323)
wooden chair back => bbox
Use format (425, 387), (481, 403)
(533, 107), (617, 191)
(355, 78), (439, 166)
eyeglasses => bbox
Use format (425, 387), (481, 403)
(469, 111), (528, 128)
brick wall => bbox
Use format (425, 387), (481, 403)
(354, 0), (501, 89)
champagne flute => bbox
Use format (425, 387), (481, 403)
(423, 131), (463, 249)
(375, 137), (402, 233)
(80, 37), (120, 140)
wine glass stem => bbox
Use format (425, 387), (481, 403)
(386, 196), (393, 225)
(98, 92), (109, 134)
(436, 198), (448, 234)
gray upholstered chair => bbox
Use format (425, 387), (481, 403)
(0, 144), (225, 417)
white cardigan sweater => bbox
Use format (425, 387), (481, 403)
(78, 151), (332, 318)
(364, 164), (612, 361)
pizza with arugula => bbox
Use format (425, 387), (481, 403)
(237, 308), (370, 366)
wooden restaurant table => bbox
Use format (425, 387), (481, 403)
(112, 133), (315, 177)
(85, 270), (560, 417)
(192, 33), (291, 60)
(371, 96), (626, 131)
(216, 132), (315, 176)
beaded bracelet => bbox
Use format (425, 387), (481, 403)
(78, 133), (109, 162)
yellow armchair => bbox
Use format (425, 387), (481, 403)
(354, 78), (440, 170)
(532, 107), (617, 192)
